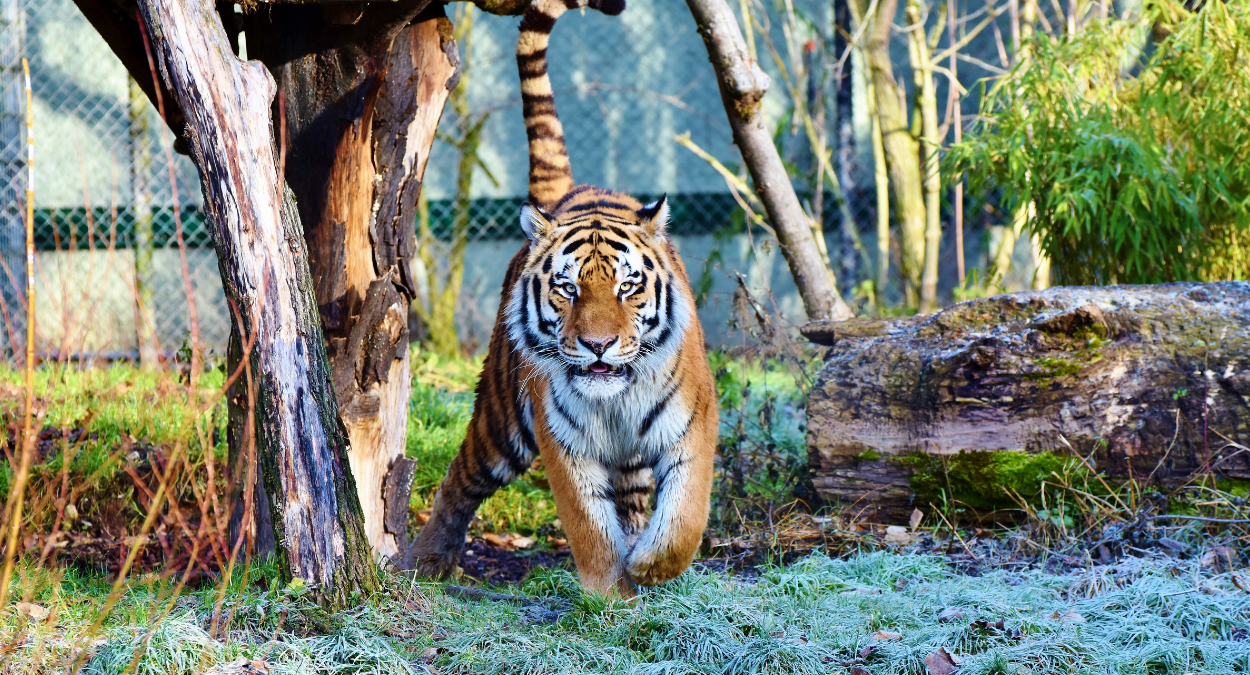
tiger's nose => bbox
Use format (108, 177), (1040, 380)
(578, 336), (617, 356)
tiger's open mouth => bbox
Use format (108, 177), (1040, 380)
(575, 361), (629, 377)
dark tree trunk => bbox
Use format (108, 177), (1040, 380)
(833, 0), (858, 287)
(134, 0), (379, 606)
(802, 282), (1250, 522)
(242, 1), (454, 562)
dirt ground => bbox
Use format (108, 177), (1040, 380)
(457, 538), (574, 585)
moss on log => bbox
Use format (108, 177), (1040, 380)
(802, 282), (1250, 521)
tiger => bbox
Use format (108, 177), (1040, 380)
(407, 0), (718, 596)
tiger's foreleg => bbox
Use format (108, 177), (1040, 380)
(538, 429), (636, 596)
(625, 413), (716, 586)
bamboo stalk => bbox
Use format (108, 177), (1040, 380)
(128, 76), (158, 366)
(910, 0), (942, 313)
(0, 58), (36, 618)
(868, 71), (890, 304)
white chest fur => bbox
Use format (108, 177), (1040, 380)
(541, 356), (692, 466)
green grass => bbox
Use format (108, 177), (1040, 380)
(7, 550), (1250, 673)
(0, 363), (228, 534)
(4, 351), (1250, 673)
(0, 345), (818, 543)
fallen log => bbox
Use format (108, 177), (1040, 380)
(802, 282), (1250, 522)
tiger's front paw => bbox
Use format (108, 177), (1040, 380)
(625, 545), (686, 587)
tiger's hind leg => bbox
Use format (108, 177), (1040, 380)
(407, 398), (534, 577)
(406, 441), (507, 578)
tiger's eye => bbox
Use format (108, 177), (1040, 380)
(562, 282), (577, 296)
(619, 282), (633, 293)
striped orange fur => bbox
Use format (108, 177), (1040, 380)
(409, 0), (717, 596)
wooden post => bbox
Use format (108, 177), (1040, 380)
(135, 0), (378, 606)
(243, 4), (455, 562)
(685, 0), (853, 321)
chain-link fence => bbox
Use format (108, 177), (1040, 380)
(3, 0), (1026, 355)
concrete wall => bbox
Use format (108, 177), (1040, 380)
(27, 247), (229, 356)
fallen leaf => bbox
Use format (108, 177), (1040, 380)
(785, 527), (823, 540)
(850, 668), (870, 675)
(938, 607), (966, 623)
(859, 645), (878, 659)
(924, 647), (959, 675)
(909, 508), (925, 529)
(547, 535), (568, 547)
(1200, 546), (1239, 568)
(884, 526), (911, 544)
(510, 536), (535, 549)
(1232, 573), (1250, 593)
(202, 659), (270, 675)
(482, 533), (509, 548)
(1052, 608), (1086, 624)
(1157, 537), (1187, 554)
(873, 630), (902, 641)
(15, 602), (48, 621)
(416, 510), (432, 525)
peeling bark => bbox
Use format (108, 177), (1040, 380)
(134, 0), (378, 605)
(803, 283), (1250, 522)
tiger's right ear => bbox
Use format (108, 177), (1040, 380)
(519, 202), (555, 244)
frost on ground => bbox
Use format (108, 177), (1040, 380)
(61, 551), (1250, 675)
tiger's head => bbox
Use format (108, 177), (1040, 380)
(506, 186), (693, 400)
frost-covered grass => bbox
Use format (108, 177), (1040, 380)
(9, 550), (1248, 674)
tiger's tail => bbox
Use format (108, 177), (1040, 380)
(517, 0), (625, 208)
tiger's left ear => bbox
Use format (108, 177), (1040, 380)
(638, 194), (670, 238)
(519, 202), (555, 244)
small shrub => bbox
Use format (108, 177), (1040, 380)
(950, 0), (1250, 285)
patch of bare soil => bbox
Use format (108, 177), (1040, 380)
(458, 538), (573, 585)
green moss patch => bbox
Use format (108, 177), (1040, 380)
(899, 450), (1074, 513)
